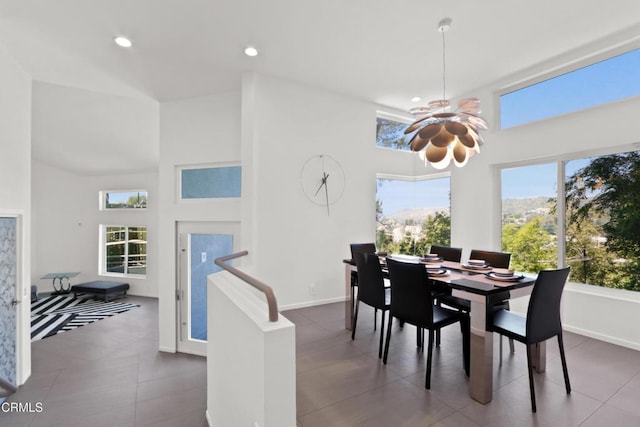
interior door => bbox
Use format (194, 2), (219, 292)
(0, 217), (17, 400)
(177, 221), (239, 355)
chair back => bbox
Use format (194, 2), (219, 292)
(526, 267), (571, 343)
(350, 243), (377, 260)
(429, 245), (463, 262)
(386, 258), (433, 327)
(354, 252), (387, 309)
(469, 249), (511, 269)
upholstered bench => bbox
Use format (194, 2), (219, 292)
(71, 281), (129, 302)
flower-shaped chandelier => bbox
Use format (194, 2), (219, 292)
(404, 18), (488, 169)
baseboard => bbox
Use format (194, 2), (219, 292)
(563, 324), (640, 351)
(280, 296), (346, 311)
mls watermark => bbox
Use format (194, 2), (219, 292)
(1, 401), (43, 413)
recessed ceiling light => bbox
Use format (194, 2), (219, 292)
(244, 46), (258, 57)
(411, 96), (422, 103)
(114, 36), (132, 48)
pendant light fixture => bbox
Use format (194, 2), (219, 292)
(404, 18), (488, 169)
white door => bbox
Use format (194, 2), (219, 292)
(177, 221), (240, 355)
(0, 217), (17, 401)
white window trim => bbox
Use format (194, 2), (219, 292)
(99, 224), (147, 279)
(99, 189), (148, 211)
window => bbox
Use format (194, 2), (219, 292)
(101, 225), (147, 277)
(376, 114), (412, 151)
(501, 163), (558, 273)
(376, 175), (451, 255)
(180, 165), (241, 199)
(500, 148), (640, 292)
(500, 48), (640, 128)
(100, 190), (147, 210)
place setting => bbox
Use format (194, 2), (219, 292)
(485, 268), (526, 282)
(460, 258), (493, 271)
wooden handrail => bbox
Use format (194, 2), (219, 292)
(0, 376), (17, 398)
(214, 251), (279, 322)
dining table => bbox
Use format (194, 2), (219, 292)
(343, 255), (542, 404)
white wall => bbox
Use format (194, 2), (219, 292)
(0, 43), (32, 385)
(207, 271), (295, 427)
(31, 160), (159, 296)
(241, 73), (426, 309)
(158, 91), (241, 352)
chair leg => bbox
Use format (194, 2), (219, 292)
(378, 310), (386, 359)
(351, 299), (360, 340)
(509, 338), (515, 354)
(382, 313), (393, 364)
(416, 327), (422, 349)
(526, 344), (537, 412)
(558, 334), (571, 394)
(460, 317), (470, 377)
(374, 308), (377, 331)
(425, 329), (435, 389)
(436, 328), (441, 347)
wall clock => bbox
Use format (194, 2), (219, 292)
(300, 154), (345, 216)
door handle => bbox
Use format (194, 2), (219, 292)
(11, 299), (21, 306)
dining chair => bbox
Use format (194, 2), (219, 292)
(429, 245), (463, 346)
(438, 249), (515, 353)
(352, 251), (391, 358)
(429, 245), (463, 262)
(383, 258), (469, 388)
(468, 249), (511, 268)
(492, 267), (572, 412)
(349, 243), (380, 329)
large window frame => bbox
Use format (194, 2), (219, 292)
(498, 143), (640, 292)
(376, 172), (451, 256)
(100, 224), (147, 278)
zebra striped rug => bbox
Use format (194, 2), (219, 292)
(31, 295), (139, 341)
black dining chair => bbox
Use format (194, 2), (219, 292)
(383, 258), (469, 388)
(492, 267), (572, 412)
(468, 249), (511, 269)
(429, 245), (463, 346)
(350, 243), (380, 328)
(429, 245), (463, 262)
(352, 252), (391, 358)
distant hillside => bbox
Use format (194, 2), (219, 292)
(502, 196), (555, 215)
(381, 196), (554, 225)
(383, 207), (449, 224)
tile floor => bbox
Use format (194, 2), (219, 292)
(3, 297), (640, 426)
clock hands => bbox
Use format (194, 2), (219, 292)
(313, 172), (329, 197)
(323, 172), (330, 216)
(312, 172), (331, 216)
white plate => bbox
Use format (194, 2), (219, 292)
(427, 269), (449, 276)
(486, 272), (524, 282)
(461, 263), (491, 270)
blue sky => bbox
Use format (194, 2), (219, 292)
(501, 48), (640, 128)
(501, 158), (591, 199)
(377, 177), (450, 215)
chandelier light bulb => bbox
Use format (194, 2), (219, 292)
(114, 36), (132, 48)
(244, 46), (258, 57)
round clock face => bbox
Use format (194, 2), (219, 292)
(300, 154), (345, 212)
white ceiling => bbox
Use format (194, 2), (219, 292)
(1, 0), (639, 174)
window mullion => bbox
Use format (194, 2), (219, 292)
(557, 161), (567, 268)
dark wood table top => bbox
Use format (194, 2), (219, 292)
(344, 256), (536, 296)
